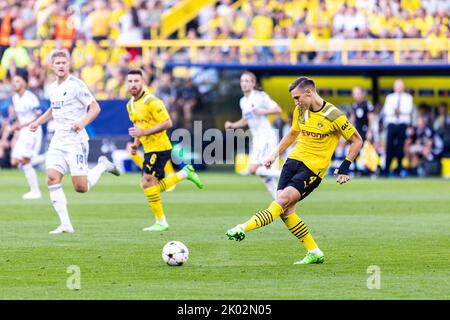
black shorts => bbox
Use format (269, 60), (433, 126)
(278, 158), (322, 200)
(142, 150), (171, 179)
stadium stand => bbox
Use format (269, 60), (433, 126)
(0, 0), (449, 176)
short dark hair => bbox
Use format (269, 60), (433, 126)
(15, 68), (28, 83)
(127, 69), (144, 77)
(288, 77), (315, 92)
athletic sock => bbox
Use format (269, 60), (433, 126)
(22, 163), (40, 193)
(48, 184), (72, 227)
(143, 185), (166, 225)
(158, 171), (185, 192)
(87, 162), (107, 190)
(283, 212), (319, 251)
(243, 201), (284, 232)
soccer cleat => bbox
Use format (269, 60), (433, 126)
(294, 252), (325, 265)
(49, 225), (74, 234)
(182, 165), (203, 189)
(226, 224), (246, 241)
(98, 156), (121, 176)
(142, 223), (169, 232)
(22, 191), (42, 200)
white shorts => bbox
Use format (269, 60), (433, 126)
(46, 141), (89, 176)
(249, 137), (278, 165)
(11, 127), (42, 160)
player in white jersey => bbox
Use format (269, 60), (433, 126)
(9, 70), (43, 199)
(29, 50), (120, 234)
(224, 71), (282, 198)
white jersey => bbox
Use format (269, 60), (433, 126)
(239, 90), (278, 142)
(12, 90), (41, 125)
(11, 90), (42, 160)
(48, 75), (95, 147)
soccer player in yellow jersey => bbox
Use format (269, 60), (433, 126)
(226, 76), (363, 264)
(126, 69), (203, 232)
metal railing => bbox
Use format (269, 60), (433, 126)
(20, 38), (450, 65)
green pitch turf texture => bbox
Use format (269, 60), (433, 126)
(0, 170), (449, 300)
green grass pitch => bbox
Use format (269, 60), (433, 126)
(0, 170), (449, 299)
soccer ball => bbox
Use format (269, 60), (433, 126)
(162, 241), (189, 266)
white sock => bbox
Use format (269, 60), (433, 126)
(177, 169), (188, 180)
(156, 217), (168, 226)
(255, 166), (281, 178)
(308, 248), (323, 255)
(261, 177), (278, 199)
(22, 163), (40, 193)
(87, 162), (107, 190)
(48, 184), (72, 227)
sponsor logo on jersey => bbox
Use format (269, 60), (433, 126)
(300, 129), (329, 139)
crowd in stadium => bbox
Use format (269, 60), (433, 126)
(0, 0), (449, 176)
(0, 0), (448, 99)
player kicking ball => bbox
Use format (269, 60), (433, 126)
(29, 50), (120, 234)
(9, 69), (43, 199)
(226, 77), (362, 265)
(126, 69), (203, 232)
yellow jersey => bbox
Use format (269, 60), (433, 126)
(289, 101), (356, 178)
(126, 91), (172, 153)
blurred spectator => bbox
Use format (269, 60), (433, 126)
(350, 86), (375, 142)
(80, 55), (104, 93)
(139, 0), (163, 39)
(86, 0), (111, 42)
(0, 74), (13, 100)
(109, 0), (126, 40)
(175, 77), (200, 130)
(105, 67), (127, 99)
(0, 105), (15, 168)
(381, 79), (415, 176)
(36, 1), (56, 40)
(118, 4), (143, 44)
(118, 4), (143, 60)
(27, 53), (46, 96)
(0, 3), (22, 60)
(217, 0), (233, 21)
(53, 3), (76, 46)
(155, 72), (177, 121)
(404, 115), (434, 176)
(252, 8), (273, 40)
(433, 102), (450, 132)
(18, 0), (37, 41)
(1, 35), (30, 73)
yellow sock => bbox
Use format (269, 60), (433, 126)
(243, 201), (284, 232)
(158, 171), (183, 192)
(164, 161), (175, 176)
(130, 153), (144, 170)
(283, 213), (318, 251)
(143, 186), (165, 223)
(164, 161), (176, 191)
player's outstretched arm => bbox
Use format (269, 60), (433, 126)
(253, 104), (282, 116)
(29, 107), (53, 132)
(334, 131), (363, 184)
(224, 118), (248, 129)
(72, 100), (101, 133)
(264, 128), (299, 168)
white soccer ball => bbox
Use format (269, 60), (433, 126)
(162, 241), (189, 266)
